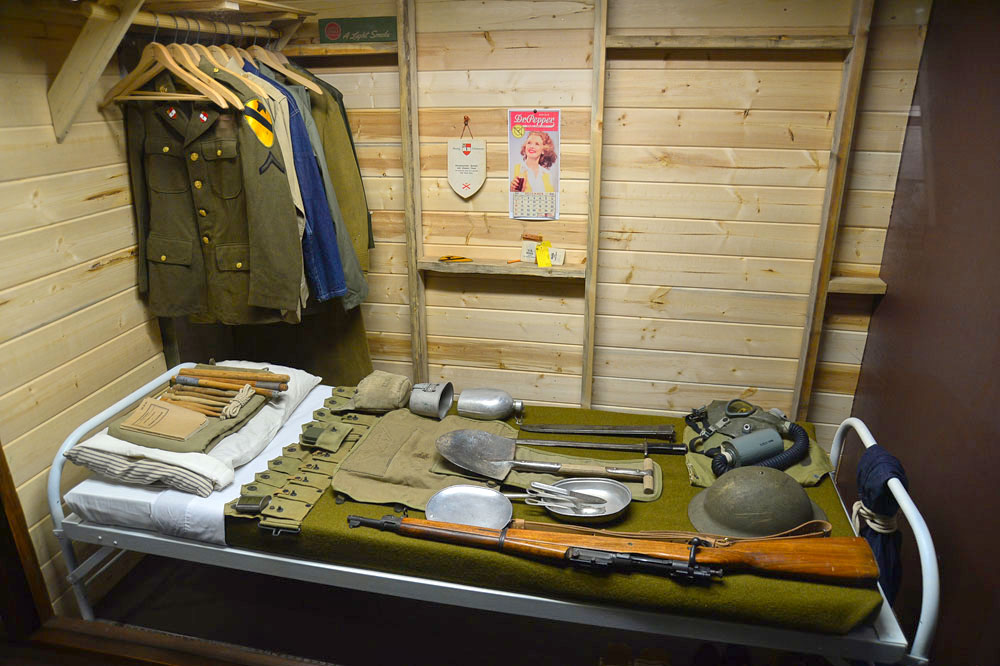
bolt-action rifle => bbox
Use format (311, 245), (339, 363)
(347, 515), (880, 584)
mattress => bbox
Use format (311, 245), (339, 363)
(64, 386), (329, 545)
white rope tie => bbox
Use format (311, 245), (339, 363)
(221, 384), (256, 419)
(852, 499), (898, 534)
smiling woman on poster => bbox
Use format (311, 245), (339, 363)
(510, 131), (559, 193)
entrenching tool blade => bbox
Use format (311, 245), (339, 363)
(436, 429), (516, 481)
(436, 429), (652, 483)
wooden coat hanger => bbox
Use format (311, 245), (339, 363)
(102, 40), (161, 107)
(208, 44), (272, 100)
(102, 42), (228, 108)
(221, 43), (244, 65)
(200, 25), (270, 99)
(247, 45), (322, 95)
(268, 43), (290, 65)
(207, 44), (230, 63)
(236, 45), (257, 65)
(193, 43), (225, 69)
(167, 42), (243, 110)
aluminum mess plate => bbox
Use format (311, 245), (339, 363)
(545, 478), (631, 523)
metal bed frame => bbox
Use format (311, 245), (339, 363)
(47, 365), (939, 665)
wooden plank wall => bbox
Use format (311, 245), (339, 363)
(0, 11), (166, 616)
(595, 0), (929, 442)
(0, 0), (928, 620)
(807, 0), (930, 444)
(291, 0), (594, 404)
(288, 0), (928, 446)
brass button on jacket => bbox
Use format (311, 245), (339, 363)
(190, 152), (199, 162)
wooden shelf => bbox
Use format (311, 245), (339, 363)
(142, 0), (315, 19)
(48, 1), (315, 142)
(282, 42), (398, 57)
(605, 34), (854, 51)
(417, 258), (586, 279)
(828, 277), (887, 295)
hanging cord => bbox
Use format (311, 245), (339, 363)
(460, 115), (473, 139)
(852, 500), (899, 534)
(222, 384), (256, 419)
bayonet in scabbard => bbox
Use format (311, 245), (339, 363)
(517, 423), (676, 441)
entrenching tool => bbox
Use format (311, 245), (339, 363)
(436, 429), (653, 484)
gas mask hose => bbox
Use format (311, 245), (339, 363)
(711, 422), (810, 478)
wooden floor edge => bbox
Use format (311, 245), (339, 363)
(32, 616), (335, 666)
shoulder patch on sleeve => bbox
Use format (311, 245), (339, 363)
(244, 99), (274, 148)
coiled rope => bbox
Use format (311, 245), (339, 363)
(852, 500), (898, 534)
(222, 384), (256, 419)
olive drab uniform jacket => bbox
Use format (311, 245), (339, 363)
(125, 71), (302, 324)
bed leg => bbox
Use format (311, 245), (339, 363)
(56, 529), (95, 621)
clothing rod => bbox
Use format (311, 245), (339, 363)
(82, 3), (281, 40)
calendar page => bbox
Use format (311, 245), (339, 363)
(508, 109), (560, 220)
(512, 192), (558, 219)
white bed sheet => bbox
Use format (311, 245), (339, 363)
(65, 386), (329, 545)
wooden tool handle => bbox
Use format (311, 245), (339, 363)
(642, 457), (655, 494)
(554, 462), (649, 480)
(173, 377), (274, 398)
(174, 385), (238, 398)
(178, 371), (287, 391)
(158, 397), (220, 417)
(167, 390), (230, 407)
(179, 367), (291, 383)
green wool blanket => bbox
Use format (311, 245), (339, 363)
(226, 405), (881, 634)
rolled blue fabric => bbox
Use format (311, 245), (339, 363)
(857, 445), (908, 603)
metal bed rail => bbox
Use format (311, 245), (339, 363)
(58, 514), (908, 664)
(831, 417), (939, 666)
(46, 379), (932, 663)
(47, 363), (196, 620)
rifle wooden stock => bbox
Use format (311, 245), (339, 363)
(384, 517), (880, 583)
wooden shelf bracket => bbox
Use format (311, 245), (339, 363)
(45, 0), (309, 143)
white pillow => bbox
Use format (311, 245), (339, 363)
(204, 361), (320, 469)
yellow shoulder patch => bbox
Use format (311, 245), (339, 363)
(244, 99), (274, 148)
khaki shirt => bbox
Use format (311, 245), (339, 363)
(125, 72), (302, 324)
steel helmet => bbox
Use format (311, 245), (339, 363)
(687, 466), (827, 538)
